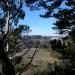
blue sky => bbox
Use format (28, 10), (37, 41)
(19, 1), (69, 36)
(19, 3), (57, 36)
(0, 0), (70, 36)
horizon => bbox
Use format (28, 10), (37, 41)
(19, 3), (57, 36)
(19, 1), (70, 36)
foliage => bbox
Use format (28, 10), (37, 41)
(0, 0), (31, 75)
(0, 0), (75, 75)
(26, 0), (75, 34)
(26, 0), (75, 75)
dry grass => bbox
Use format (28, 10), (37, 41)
(17, 48), (62, 75)
(0, 48), (62, 75)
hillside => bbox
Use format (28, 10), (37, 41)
(15, 48), (62, 75)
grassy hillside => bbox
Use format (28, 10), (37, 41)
(15, 48), (62, 75)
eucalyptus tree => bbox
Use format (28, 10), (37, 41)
(0, 0), (74, 75)
(0, 0), (27, 75)
(0, 0), (38, 75)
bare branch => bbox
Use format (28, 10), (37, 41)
(18, 48), (38, 75)
(14, 48), (31, 65)
(9, 0), (22, 19)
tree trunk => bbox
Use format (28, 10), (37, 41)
(2, 58), (15, 75)
(0, 35), (15, 75)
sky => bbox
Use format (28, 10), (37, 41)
(0, 0), (70, 36)
(19, 3), (57, 36)
(19, 1), (70, 36)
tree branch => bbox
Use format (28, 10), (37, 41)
(18, 48), (37, 75)
(9, 0), (22, 19)
(14, 48), (31, 65)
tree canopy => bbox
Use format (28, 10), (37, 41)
(26, 0), (75, 35)
(0, 0), (30, 75)
(0, 0), (75, 75)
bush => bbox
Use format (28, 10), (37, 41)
(42, 44), (48, 48)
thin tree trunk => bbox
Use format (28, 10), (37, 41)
(5, 1), (9, 52)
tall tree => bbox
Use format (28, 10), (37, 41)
(0, 0), (37, 75)
(0, 0), (26, 75)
